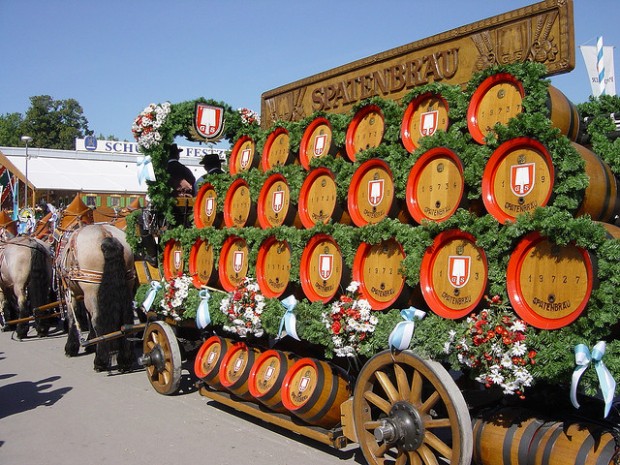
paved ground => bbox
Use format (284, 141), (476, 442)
(0, 323), (362, 465)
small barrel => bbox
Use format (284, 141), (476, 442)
(194, 182), (222, 229)
(352, 238), (409, 311)
(347, 158), (409, 227)
(261, 126), (296, 171)
(472, 409), (547, 465)
(401, 92), (451, 152)
(162, 239), (184, 280)
(299, 233), (346, 303)
(281, 358), (351, 428)
(218, 235), (250, 292)
(481, 137), (555, 224)
(529, 421), (620, 465)
(188, 238), (217, 289)
(256, 173), (298, 228)
(506, 231), (594, 329)
(298, 167), (350, 228)
(405, 147), (465, 223)
(345, 104), (385, 162)
(255, 236), (292, 298)
(420, 229), (488, 319)
(546, 85), (585, 143)
(219, 342), (261, 402)
(229, 135), (258, 175)
(194, 335), (233, 391)
(248, 349), (297, 413)
(299, 116), (338, 170)
(223, 178), (257, 228)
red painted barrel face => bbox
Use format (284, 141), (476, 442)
(188, 238), (216, 289)
(506, 232), (593, 329)
(219, 342), (259, 401)
(255, 236), (291, 298)
(194, 183), (220, 228)
(223, 178), (255, 228)
(261, 127), (293, 171)
(218, 236), (250, 292)
(299, 234), (344, 303)
(406, 147), (465, 223)
(420, 230), (488, 319)
(229, 135), (257, 175)
(298, 167), (340, 228)
(482, 137), (554, 224)
(401, 92), (450, 153)
(345, 105), (385, 162)
(299, 117), (335, 170)
(248, 349), (295, 413)
(163, 239), (184, 280)
(257, 174), (291, 229)
(348, 158), (396, 227)
(194, 336), (232, 390)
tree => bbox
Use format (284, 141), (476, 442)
(0, 112), (25, 146)
(20, 95), (91, 149)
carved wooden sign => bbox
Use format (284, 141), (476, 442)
(261, 0), (574, 127)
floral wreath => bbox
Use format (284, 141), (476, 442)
(219, 277), (266, 338)
(132, 102), (171, 150)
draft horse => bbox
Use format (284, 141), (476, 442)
(56, 223), (136, 372)
(0, 235), (54, 339)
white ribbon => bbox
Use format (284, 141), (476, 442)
(571, 341), (617, 418)
(388, 307), (426, 351)
(277, 295), (300, 341)
(195, 289), (211, 329)
(142, 280), (161, 312)
(137, 155), (156, 186)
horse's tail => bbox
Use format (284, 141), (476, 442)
(28, 241), (51, 310)
(97, 237), (133, 348)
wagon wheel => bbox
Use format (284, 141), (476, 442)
(141, 320), (182, 395)
(353, 350), (472, 465)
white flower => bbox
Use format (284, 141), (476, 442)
(509, 320), (526, 332)
(510, 341), (527, 357)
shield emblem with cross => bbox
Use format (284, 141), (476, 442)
(204, 197), (214, 217)
(194, 103), (225, 141)
(314, 134), (327, 157)
(420, 110), (438, 136)
(368, 179), (384, 207)
(448, 255), (471, 288)
(240, 148), (252, 169)
(233, 251), (245, 273)
(272, 190), (284, 213)
(510, 163), (535, 197)
(319, 254), (333, 280)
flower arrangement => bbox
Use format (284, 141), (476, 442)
(220, 277), (266, 338)
(322, 282), (378, 358)
(160, 274), (193, 320)
(238, 107), (260, 126)
(132, 102), (171, 149)
(445, 295), (536, 398)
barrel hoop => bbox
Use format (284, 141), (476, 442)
(540, 425), (564, 465)
(546, 92), (577, 141)
(518, 419), (543, 465)
(472, 419), (483, 464)
(598, 436), (619, 465)
(502, 422), (519, 465)
(302, 362), (341, 424)
(575, 432), (595, 465)
(590, 151), (613, 219)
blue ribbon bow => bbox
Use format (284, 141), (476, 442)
(277, 295), (300, 341)
(388, 307), (426, 351)
(195, 289), (211, 329)
(142, 280), (161, 312)
(571, 341), (617, 418)
(137, 155), (156, 186)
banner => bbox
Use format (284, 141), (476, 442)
(580, 38), (616, 97)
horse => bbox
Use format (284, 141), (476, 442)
(0, 235), (54, 339)
(55, 223), (136, 372)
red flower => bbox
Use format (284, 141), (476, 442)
(331, 321), (341, 334)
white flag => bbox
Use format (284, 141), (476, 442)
(580, 42), (616, 97)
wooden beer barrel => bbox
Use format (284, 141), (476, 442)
(219, 342), (261, 402)
(405, 147), (465, 223)
(299, 116), (338, 170)
(352, 238), (408, 311)
(467, 73), (584, 144)
(218, 235), (250, 292)
(188, 238), (217, 289)
(223, 178), (257, 228)
(162, 239), (184, 280)
(299, 233), (345, 303)
(481, 137), (555, 224)
(529, 421), (619, 465)
(298, 167), (350, 228)
(194, 182), (222, 228)
(506, 231), (594, 329)
(256, 173), (297, 228)
(281, 358), (351, 428)
(345, 104), (385, 162)
(572, 142), (620, 223)
(348, 158), (407, 227)
(472, 409), (547, 465)
(261, 126), (296, 171)
(229, 135), (258, 175)
(401, 92), (450, 152)
(419, 229), (488, 319)
(248, 349), (297, 413)
(194, 335), (233, 390)
(255, 236), (292, 298)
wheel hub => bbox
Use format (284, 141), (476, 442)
(373, 401), (425, 451)
(139, 344), (165, 372)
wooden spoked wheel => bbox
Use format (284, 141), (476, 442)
(353, 350), (472, 465)
(141, 321), (182, 395)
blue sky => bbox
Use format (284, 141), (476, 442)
(1, 0), (617, 146)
